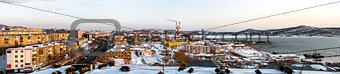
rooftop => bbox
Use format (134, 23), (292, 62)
(6, 42), (64, 50)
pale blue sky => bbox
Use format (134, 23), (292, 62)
(1, 0), (340, 32)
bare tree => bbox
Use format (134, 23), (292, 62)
(173, 50), (190, 63)
(124, 58), (132, 65)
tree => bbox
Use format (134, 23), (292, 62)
(109, 60), (115, 66)
(52, 71), (62, 74)
(255, 69), (262, 74)
(97, 56), (109, 63)
(65, 67), (76, 72)
(215, 67), (220, 74)
(157, 71), (164, 74)
(162, 56), (170, 64)
(173, 50), (191, 63)
(283, 67), (294, 74)
(225, 68), (231, 74)
(178, 63), (187, 71)
(67, 71), (77, 74)
(124, 58), (132, 65)
(278, 65), (284, 72)
(119, 66), (131, 72)
(188, 68), (194, 73)
(80, 67), (90, 74)
(98, 64), (108, 69)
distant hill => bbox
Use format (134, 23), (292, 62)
(265, 25), (340, 37)
(184, 25), (340, 37)
(234, 25), (340, 37)
(0, 24), (27, 29)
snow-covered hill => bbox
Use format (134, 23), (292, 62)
(237, 25), (340, 37)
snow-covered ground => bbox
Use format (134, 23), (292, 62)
(32, 65), (72, 74)
(0, 55), (6, 71)
(31, 65), (340, 74)
(85, 65), (339, 74)
(199, 35), (334, 39)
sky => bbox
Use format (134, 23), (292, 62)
(1, 0), (340, 32)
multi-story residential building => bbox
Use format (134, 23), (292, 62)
(106, 49), (131, 59)
(185, 44), (222, 54)
(6, 43), (68, 72)
(0, 29), (70, 48)
(70, 30), (84, 39)
(44, 29), (70, 42)
(48, 33), (69, 42)
(0, 34), (50, 48)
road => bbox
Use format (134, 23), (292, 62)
(78, 38), (110, 64)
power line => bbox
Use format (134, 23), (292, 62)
(0, 1), (136, 30)
(205, 0), (340, 30)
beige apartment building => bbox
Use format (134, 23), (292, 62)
(0, 34), (51, 48)
(49, 33), (70, 41)
(185, 44), (222, 54)
(6, 43), (68, 71)
(0, 29), (70, 48)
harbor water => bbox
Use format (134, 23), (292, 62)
(204, 35), (340, 62)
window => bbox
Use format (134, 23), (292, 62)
(21, 55), (23, 58)
(21, 50), (23, 53)
(15, 60), (18, 63)
(15, 65), (18, 67)
(15, 51), (18, 53)
(20, 60), (23, 62)
(21, 64), (23, 67)
(15, 55), (18, 58)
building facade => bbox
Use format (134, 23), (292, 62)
(0, 29), (70, 48)
(106, 49), (131, 59)
(185, 44), (222, 54)
(0, 34), (50, 48)
(162, 41), (185, 47)
(6, 43), (68, 72)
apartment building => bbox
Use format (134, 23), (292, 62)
(185, 44), (222, 54)
(106, 49), (131, 59)
(0, 34), (50, 48)
(45, 29), (70, 42)
(6, 43), (68, 72)
(0, 29), (70, 48)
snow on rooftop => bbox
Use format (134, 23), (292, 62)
(310, 64), (328, 71)
(107, 48), (127, 52)
(7, 42), (64, 50)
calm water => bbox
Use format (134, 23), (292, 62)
(251, 37), (340, 62)
(203, 35), (340, 62)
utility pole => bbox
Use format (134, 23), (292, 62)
(163, 47), (168, 73)
(300, 60), (305, 74)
